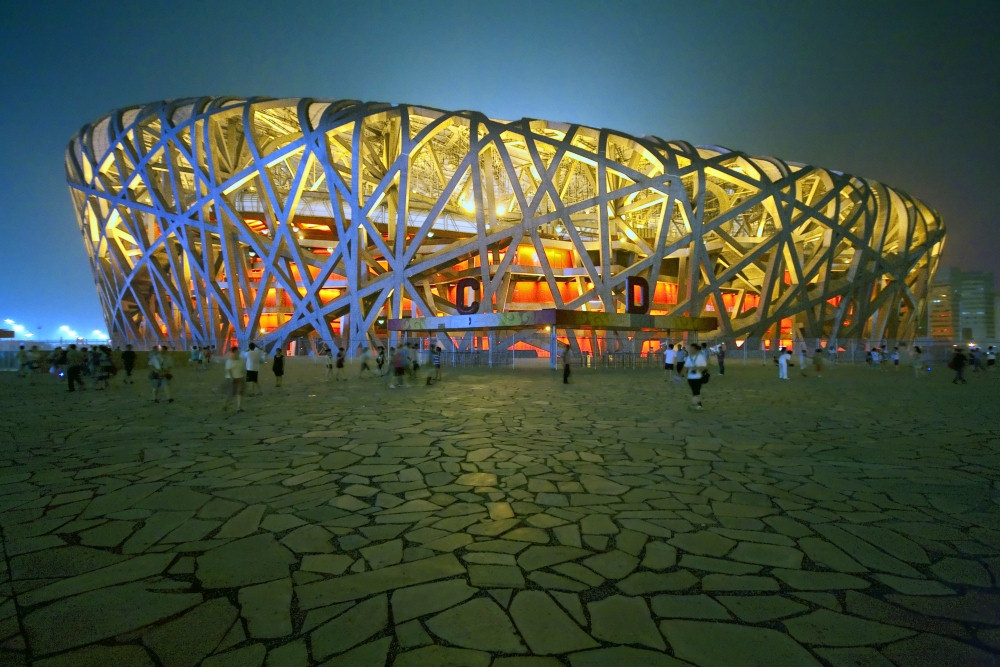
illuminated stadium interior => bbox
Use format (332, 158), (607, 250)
(65, 97), (944, 354)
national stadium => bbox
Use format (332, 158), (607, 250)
(65, 97), (944, 356)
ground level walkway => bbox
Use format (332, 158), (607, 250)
(0, 359), (998, 665)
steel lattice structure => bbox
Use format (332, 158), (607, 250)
(65, 97), (944, 351)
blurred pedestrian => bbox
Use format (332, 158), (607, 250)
(148, 345), (173, 403)
(684, 343), (709, 410)
(224, 345), (246, 412)
(949, 346), (968, 384)
(272, 347), (285, 387)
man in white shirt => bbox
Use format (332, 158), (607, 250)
(777, 347), (791, 380)
(664, 342), (676, 381)
(245, 342), (266, 396)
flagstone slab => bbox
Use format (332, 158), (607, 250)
(517, 546), (591, 571)
(579, 474), (630, 495)
(929, 557), (992, 587)
(729, 542), (804, 568)
(661, 620), (821, 666)
(310, 595), (388, 660)
(456, 472), (498, 487)
(391, 580), (478, 623)
(510, 591), (599, 655)
(200, 643), (266, 667)
(79, 482), (164, 519)
(701, 574), (780, 592)
(393, 645), (491, 667)
(872, 574), (955, 595)
(784, 609), (916, 646)
(568, 646), (692, 667)
(617, 570), (698, 595)
(843, 591), (969, 639)
(142, 597), (240, 666)
(196, 534), (296, 589)
(581, 551), (639, 579)
(469, 564), (526, 589)
(238, 578), (293, 638)
(716, 595), (808, 622)
(669, 531), (736, 557)
(426, 598), (526, 653)
(20, 553), (175, 607)
(797, 537), (868, 572)
(210, 505), (266, 541)
(280, 525), (335, 553)
(811, 525), (923, 577)
(771, 569), (870, 590)
(296, 553), (465, 607)
(880, 632), (999, 667)
(589, 595), (666, 649)
(32, 644), (155, 667)
(650, 594), (731, 620)
(886, 591), (1000, 623)
(24, 580), (202, 656)
(9, 546), (125, 581)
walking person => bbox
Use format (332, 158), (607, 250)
(716, 342), (726, 375)
(65, 344), (86, 392)
(376, 346), (386, 376)
(910, 345), (924, 378)
(323, 345), (333, 380)
(223, 346), (247, 412)
(562, 343), (572, 384)
(272, 347), (285, 387)
(674, 344), (687, 382)
(389, 346), (406, 388)
(15, 345), (29, 378)
(148, 345), (174, 403)
(663, 342), (675, 381)
(245, 342), (265, 395)
(777, 346), (791, 380)
(121, 344), (137, 384)
(335, 346), (347, 380)
(950, 346), (968, 384)
(684, 343), (709, 411)
(812, 347), (824, 378)
(986, 345), (996, 372)
(798, 346), (809, 377)
(358, 344), (373, 378)
(433, 346), (442, 382)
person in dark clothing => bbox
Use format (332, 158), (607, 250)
(66, 344), (85, 391)
(562, 344), (572, 384)
(272, 347), (285, 387)
(950, 347), (968, 384)
(121, 344), (137, 384)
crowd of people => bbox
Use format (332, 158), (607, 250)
(11, 338), (995, 415)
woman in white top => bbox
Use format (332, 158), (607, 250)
(683, 343), (709, 410)
(224, 346), (247, 413)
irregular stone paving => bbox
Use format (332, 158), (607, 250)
(1, 360), (998, 665)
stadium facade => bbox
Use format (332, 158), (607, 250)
(65, 97), (945, 354)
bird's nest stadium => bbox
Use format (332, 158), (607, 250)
(65, 97), (944, 356)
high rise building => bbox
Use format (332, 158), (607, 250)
(929, 268), (996, 343)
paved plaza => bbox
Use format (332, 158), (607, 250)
(0, 357), (998, 666)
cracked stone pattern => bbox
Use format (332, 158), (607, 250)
(1, 361), (998, 665)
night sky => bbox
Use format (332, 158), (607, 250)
(2, 0), (996, 340)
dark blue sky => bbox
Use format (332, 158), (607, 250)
(2, 0), (996, 340)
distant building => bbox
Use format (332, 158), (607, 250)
(930, 268), (996, 343)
